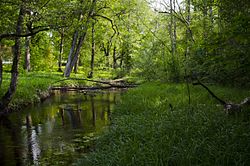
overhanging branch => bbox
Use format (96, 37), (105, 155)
(0, 27), (50, 42)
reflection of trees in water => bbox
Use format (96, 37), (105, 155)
(0, 91), (123, 165)
(90, 95), (96, 127)
(107, 92), (111, 120)
(59, 108), (65, 126)
(25, 114), (41, 165)
(0, 115), (24, 166)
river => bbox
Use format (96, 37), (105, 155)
(0, 90), (124, 165)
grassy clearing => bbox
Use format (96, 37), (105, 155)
(76, 83), (250, 165)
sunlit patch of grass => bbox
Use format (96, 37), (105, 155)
(0, 70), (129, 110)
(76, 83), (250, 165)
(0, 72), (62, 110)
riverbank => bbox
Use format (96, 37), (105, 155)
(0, 72), (136, 112)
(76, 83), (250, 165)
(0, 72), (60, 111)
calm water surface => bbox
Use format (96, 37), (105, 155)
(0, 90), (123, 165)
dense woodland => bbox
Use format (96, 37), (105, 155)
(0, 0), (249, 110)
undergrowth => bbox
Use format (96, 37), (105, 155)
(76, 83), (250, 165)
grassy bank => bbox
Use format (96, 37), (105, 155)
(0, 71), (100, 111)
(76, 83), (250, 165)
(0, 70), (136, 111)
(0, 72), (60, 110)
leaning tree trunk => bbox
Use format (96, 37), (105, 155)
(24, 28), (31, 72)
(66, 33), (86, 77)
(73, 57), (80, 74)
(88, 22), (95, 78)
(64, 31), (78, 77)
(64, 0), (97, 78)
(0, 2), (25, 111)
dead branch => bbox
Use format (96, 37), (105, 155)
(193, 79), (250, 113)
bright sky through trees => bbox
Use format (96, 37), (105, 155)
(149, 0), (183, 10)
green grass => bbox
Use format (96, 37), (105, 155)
(0, 72), (62, 110)
(0, 70), (134, 110)
(76, 83), (250, 165)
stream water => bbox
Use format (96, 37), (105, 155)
(0, 90), (123, 165)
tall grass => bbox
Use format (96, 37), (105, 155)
(76, 83), (250, 165)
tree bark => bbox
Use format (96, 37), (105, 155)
(64, 31), (78, 77)
(113, 45), (117, 69)
(24, 28), (31, 72)
(88, 22), (95, 78)
(58, 28), (64, 72)
(169, 0), (178, 82)
(73, 56), (80, 74)
(66, 34), (86, 77)
(0, 1), (25, 111)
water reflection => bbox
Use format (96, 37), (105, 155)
(0, 90), (123, 165)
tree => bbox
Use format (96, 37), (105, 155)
(64, 0), (97, 77)
(0, 0), (26, 111)
(24, 28), (31, 72)
(88, 21), (96, 78)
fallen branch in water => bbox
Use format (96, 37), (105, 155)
(193, 79), (250, 113)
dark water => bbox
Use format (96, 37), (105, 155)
(0, 90), (123, 165)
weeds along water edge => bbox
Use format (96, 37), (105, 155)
(76, 83), (250, 166)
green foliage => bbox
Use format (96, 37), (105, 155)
(30, 32), (57, 71)
(76, 83), (250, 165)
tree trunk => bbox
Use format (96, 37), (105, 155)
(120, 50), (124, 68)
(173, 0), (177, 57)
(0, 55), (2, 87)
(113, 45), (117, 69)
(73, 57), (79, 74)
(169, 0), (178, 82)
(64, 0), (97, 77)
(0, 2), (25, 111)
(88, 22), (95, 78)
(65, 33), (86, 77)
(203, 0), (208, 56)
(58, 28), (64, 72)
(24, 28), (31, 72)
(64, 31), (78, 77)
(185, 0), (191, 104)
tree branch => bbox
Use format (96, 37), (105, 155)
(193, 79), (227, 105)
(93, 14), (119, 36)
(0, 27), (50, 42)
(192, 79), (250, 113)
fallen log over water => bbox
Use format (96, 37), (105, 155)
(51, 84), (137, 91)
(51, 77), (138, 91)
